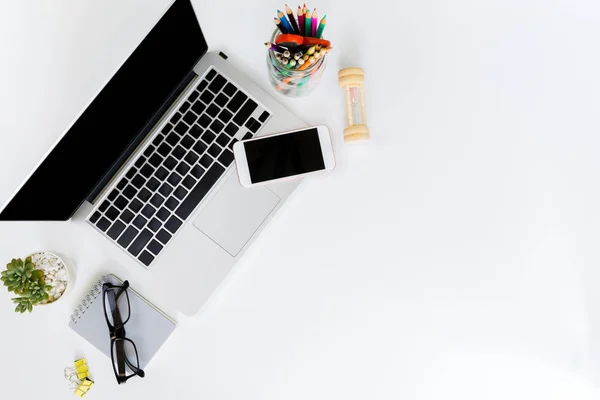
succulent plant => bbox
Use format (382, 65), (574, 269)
(2, 257), (52, 313)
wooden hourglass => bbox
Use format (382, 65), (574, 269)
(338, 68), (370, 142)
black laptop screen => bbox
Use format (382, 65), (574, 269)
(0, 0), (207, 221)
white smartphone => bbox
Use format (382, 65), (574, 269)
(233, 125), (335, 188)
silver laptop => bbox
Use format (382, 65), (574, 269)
(0, 0), (302, 315)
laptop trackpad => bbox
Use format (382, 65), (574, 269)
(193, 173), (280, 257)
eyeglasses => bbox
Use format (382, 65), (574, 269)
(102, 281), (145, 384)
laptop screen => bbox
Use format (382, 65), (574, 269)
(0, 0), (207, 221)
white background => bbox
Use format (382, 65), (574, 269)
(1, 0), (600, 398)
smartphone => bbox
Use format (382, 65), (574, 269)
(233, 125), (335, 187)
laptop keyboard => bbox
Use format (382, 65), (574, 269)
(88, 67), (271, 267)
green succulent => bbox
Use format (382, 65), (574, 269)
(2, 257), (52, 313)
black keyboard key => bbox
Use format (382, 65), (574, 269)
(170, 112), (183, 124)
(188, 90), (199, 103)
(149, 154), (163, 168)
(159, 183), (173, 197)
(208, 74), (227, 93)
(114, 195), (128, 210)
(172, 145), (186, 159)
(156, 229), (172, 245)
(123, 184), (138, 199)
(164, 156), (178, 170)
(189, 125), (203, 139)
(174, 121), (188, 135)
(176, 162), (190, 176)
(200, 91), (214, 104)
(245, 117), (261, 133)
(147, 239), (163, 255)
(157, 143), (171, 157)
(135, 156), (146, 168)
(198, 80), (208, 91)
(218, 109), (233, 124)
(141, 204), (156, 218)
(223, 82), (237, 97)
(138, 250), (155, 266)
(190, 164), (205, 179)
(228, 138), (238, 150)
(191, 101), (206, 115)
(117, 179), (128, 190)
(156, 207), (170, 221)
(198, 114), (211, 128)
(140, 164), (155, 178)
(180, 135), (194, 149)
(128, 229), (153, 257)
(206, 104), (220, 118)
(201, 130), (216, 144)
(155, 166), (169, 180)
(173, 186), (188, 200)
(175, 163), (225, 220)
(218, 149), (234, 166)
(216, 134), (229, 147)
(107, 189), (119, 201)
(209, 119), (225, 134)
(165, 196), (180, 211)
(137, 188), (152, 202)
(233, 99), (258, 125)
(107, 220), (126, 240)
(97, 217), (111, 232)
(226, 91), (247, 112)
(224, 123), (238, 136)
(99, 200), (110, 212)
(129, 198), (143, 213)
(150, 193), (165, 208)
(166, 132), (180, 146)
(214, 93), (229, 107)
(132, 215), (147, 230)
(182, 175), (197, 190)
(143, 145), (155, 157)
(120, 209), (134, 224)
(179, 101), (191, 114)
(193, 141), (207, 155)
(165, 216), (183, 234)
(259, 110), (270, 122)
(146, 177), (160, 191)
(90, 211), (101, 223)
(118, 226), (138, 248)
(205, 69), (217, 80)
(105, 206), (119, 221)
(167, 172), (182, 186)
(126, 167), (137, 179)
(182, 110), (197, 125)
(200, 154), (213, 168)
(148, 218), (162, 232)
(243, 132), (253, 140)
(152, 134), (165, 147)
(184, 151), (199, 165)
(161, 123), (174, 134)
(208, 144), (222, 158)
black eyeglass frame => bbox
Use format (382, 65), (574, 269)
(102, 280), (146, 384)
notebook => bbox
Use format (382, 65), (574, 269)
(69, 274), (176, 369)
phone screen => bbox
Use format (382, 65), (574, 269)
(244, 128), (325, 183)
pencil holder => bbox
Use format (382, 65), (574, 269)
(266, 31), (327, 98)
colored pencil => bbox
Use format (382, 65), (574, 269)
(264, 42), (286, 53)
(285, 4), (300, 34)
(297, 6), (305, 36)
(304, 8), (312, 37)
(311, 9), (318, 37)
(274, 17), (287, 34)
(316, 15), (326, 38)
(277, 10), (294, 34)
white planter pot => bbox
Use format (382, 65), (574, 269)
(27, 251), (71, 305)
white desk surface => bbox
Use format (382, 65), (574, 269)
(1, 0), (600, 398)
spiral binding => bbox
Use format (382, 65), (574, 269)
(69, 276), (106, 324)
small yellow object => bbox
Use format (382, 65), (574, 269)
(74, 359), (87, 368)
(338, 67), (370, 143)
(65, 358), (94, 397)
(74, 378), (94, 398)
(307, 45), (316, 55)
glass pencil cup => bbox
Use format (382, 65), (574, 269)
(266, 32), (327, 98)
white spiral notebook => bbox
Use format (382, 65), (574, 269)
(69, 274), (176, 369)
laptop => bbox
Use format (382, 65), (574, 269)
(0, 0), (303, 315)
